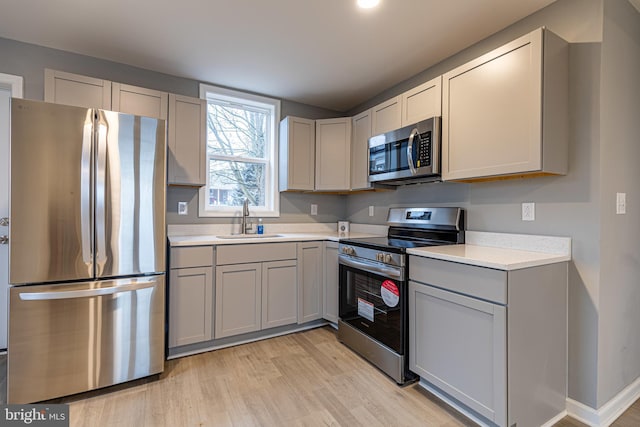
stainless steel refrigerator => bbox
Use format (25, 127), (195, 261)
(7, 98), (166, 404)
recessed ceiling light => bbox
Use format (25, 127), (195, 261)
(357, 0), (380, 9)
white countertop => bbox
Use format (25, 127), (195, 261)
(169, 231), (381, 247)
(407, 231), (571, 270)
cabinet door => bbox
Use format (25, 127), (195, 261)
(322, 242), (339, 323)
(168, 266), (213, 347)
(168, 94), (206, 186)
(351, 110), (372, 190)
(279, 116), (315, 191)
(315, 118), (351, 191)
(261, 260), (298, 329)
(112, 83), (168, 120)
(297, 242), (323, 323)
(44, 69), (111, 109)
(409, 281), (507, 426)
(442, 29), (543, 181)
(215, 263), (262, 338)
(371, 96), (401, 136)
(401, 76), (442, 126)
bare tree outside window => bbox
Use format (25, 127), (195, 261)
(198, 83), (280, 218)
(206, 102), (269, 208)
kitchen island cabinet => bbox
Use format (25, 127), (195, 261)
(408, 254), (567, 427)
(441, 27), (568, 181)
(168, 245), (214, 348)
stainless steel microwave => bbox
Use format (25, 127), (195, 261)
(368, 117), (441, 185)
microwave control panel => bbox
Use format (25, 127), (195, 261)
(415, 131), (431, 168)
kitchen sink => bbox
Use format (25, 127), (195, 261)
(216, 234), (283, 239)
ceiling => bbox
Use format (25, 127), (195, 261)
(0, 0), (561, 112)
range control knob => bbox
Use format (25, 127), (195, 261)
(342, 246), (355, 255)
(376, 253), (384, 262)
(384, 254), (393, 264)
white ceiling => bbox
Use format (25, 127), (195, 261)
(0, 0), (560, 112)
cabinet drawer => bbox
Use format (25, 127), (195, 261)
(409, 256), (507, 304)
(170, 246), (214, 269)
(217, 243), (297, 265)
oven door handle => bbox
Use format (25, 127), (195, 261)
(339, 257), (403, 280)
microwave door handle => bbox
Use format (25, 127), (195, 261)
(407, 128), (419, 175)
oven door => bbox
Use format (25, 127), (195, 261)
(338, 256), (406, 354)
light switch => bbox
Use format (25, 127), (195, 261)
(369, 206), (374, 217)
(178, 202), (188, 215)
(311, 204), (318, 216)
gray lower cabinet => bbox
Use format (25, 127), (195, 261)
(215, 263), (262, 338)
(215, 243), (298, 339)
(262, 260), (298, 329)
(297, 242), (323, 323)
(323, 241), (339, 323)
(168, 246), (215, 348)
(409, 256), (567, 427)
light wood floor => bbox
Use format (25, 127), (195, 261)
(3, 327), (637, 426)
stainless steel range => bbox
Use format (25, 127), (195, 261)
(338, 207), (464, 384)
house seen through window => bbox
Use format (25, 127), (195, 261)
(198, 84), (280, 217)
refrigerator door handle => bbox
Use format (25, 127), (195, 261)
(95, 114), (108, 274)
(80, 117), (93, 271)
(18, 278), (157, 301)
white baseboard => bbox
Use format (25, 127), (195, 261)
(541, 410), (568, 427)
(567, 376), (640, 426)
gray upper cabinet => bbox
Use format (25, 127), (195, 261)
(371, 96), (401, 136)
(167, 94), (207, 186)
(442, 28), (568, 181)
(350, 109), (372, 191)
(279, 116), (316, 191)
(44, 69), (112, 109)
(400, 76), (442, 126)
(111, 82), (168, 120)
(315, 118), (351, 191)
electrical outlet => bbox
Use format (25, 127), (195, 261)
(522, 202), (535, 221)
(178, 202), (188, 215)
(616, 193), (626, 214)
(369, 206), (375, 217)
(311, 204), (318, 216)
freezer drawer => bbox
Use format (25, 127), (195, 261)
(7, 275), (165, 404)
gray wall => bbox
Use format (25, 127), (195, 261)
(0, 36), (347, 226)
(345, 0), (607, 408)
(597, 0), (640, 407)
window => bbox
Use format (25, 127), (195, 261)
(198, 84), (280, 217)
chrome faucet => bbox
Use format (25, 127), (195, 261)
(241, 199), (251, 234)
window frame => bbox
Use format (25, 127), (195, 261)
(198, 83), (281, 218)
